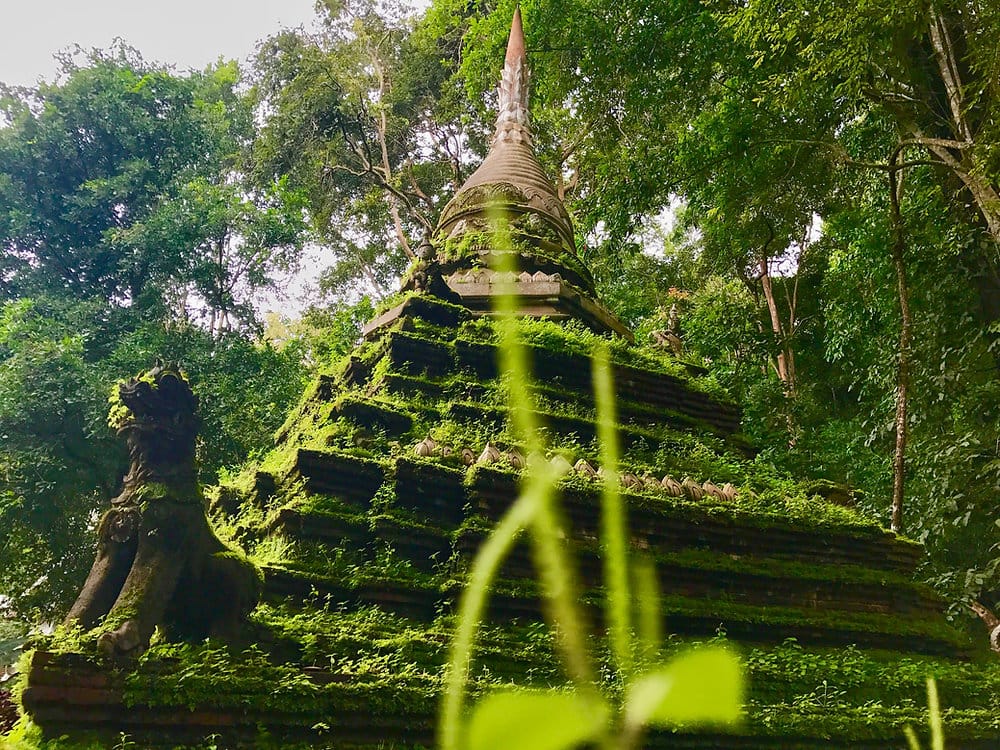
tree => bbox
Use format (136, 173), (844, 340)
(251, 0), (479, 298)
(0, 298), (121, 616)
(0, 46), (209, 306)
(0, 47), (306, 328)
(0, 51), (312, 617)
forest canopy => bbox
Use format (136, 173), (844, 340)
(2, 0), (1000, 638)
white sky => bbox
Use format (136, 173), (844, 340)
(1, 0), (319, 87)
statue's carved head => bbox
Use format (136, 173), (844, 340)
(108, 361), (200, 478)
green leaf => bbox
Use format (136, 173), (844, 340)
(625, 646), (743, 729)
(465, 690), (607, 750)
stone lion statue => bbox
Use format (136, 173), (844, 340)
(65, 363), (261, 659)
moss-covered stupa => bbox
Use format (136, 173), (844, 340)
(15, 9), (1000, 750)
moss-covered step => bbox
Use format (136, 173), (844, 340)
(354, 322), (741, 435)
(266, 507), (373, 546)
(448, 332), (743, 435)
(260, 566), (442, 620)
(743, 641), (1000, 708)
(20, 650), (437, 748)
(22, 643), (1000, 750)
(369, 513), (452, 571)
(440, 399), (741, 457)
(452, 528), (946, 618)
(367, 371), (447, 402)
(642, 728), (998, 750)
(253, 557), (964, 654)
(290, 449), (385, 504)
(329, 394), (414, 435)
(391, 458), (468, 525)
(213, 470), (279, 515)
(379, 331), (456, 379)
(533, 380), (744, 443)
(457, 579), (966, 655)
(466, 469), (923, 574)
(362, 292), (471, 339)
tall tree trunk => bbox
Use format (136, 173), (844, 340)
(889, 151), (913, 534)
(759, 258), (795, 396)
(371, 50), (416, 260)
(969, 600), (1000, 653)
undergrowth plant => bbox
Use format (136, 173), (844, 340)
(438, 215), (744, 750)
(904, 678), (945, 750)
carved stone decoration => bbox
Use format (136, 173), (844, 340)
(505, 449), (526, 469)
(65, 364), (261, 660)
(682, 477), (705, 500)
(969, 600), (1000, 653)
(460, 447), (476, 466)
(702, 481), (725, 500)
(661, 475), (684, 497)
(573, 459), (598, 478)
(620, 472), (642, 490)
(720, 483), (738, 501)
(478, 443), (501, 465)
(414, 436), (437, 457)
(399, 238), (462, 302)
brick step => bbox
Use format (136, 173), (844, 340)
(291, 449), (385, 505)
(281, 455), (920, 577)
(449, 336), (742, 434)
(468, 469), (921, 575)
(453, 528), (944, 619)
(258, 566), (961, 656)
(23, 652), (435, 748)
(370, 331), (741, 436)
(369, 370), (742, 448)
(261, 567), (440, 621)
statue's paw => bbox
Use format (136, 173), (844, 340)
(97, 619), (144, 660)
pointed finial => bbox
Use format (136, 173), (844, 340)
(506, 6), (526, 67)
(495, 6), (531, 146)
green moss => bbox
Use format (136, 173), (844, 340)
(34, 276), (986, 749)
(27, 625), (94, 657)
(742, 640), (1000, 709)
(257, 438), (303, 478)
(652, 594), (966, 651)
(647, 548), (930, 590)
(451, 316), (734, 403)
(265, 556), (440, 592)
(18, 602), (999, 748)
(372, 290), (420, 317)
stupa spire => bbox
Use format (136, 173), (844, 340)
(494, 6), (532, 146)
(435, 6), (577, 259)
(426, 6), (632, 339)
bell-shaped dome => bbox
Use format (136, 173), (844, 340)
(429, 7), (630, 339)
(434, 8), (591, 290)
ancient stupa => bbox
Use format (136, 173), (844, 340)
(16, 8), (1000, 749)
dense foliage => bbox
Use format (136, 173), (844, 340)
(3, 0), (1000, 650)
(0, 51), (316, 618)
(409, 0), (1000, 623)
